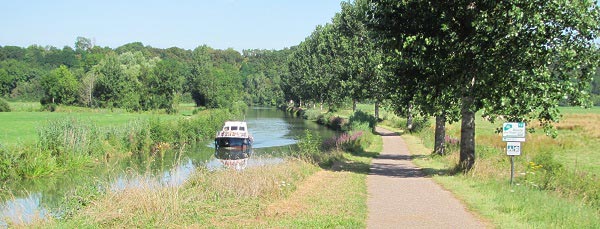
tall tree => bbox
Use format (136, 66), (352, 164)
(79, 71), (97, 107)
(287, 23), (347, 110)
(148, 59), (186, 113)
(41, 65), (78, 105)
(369, 0), (600, 170)
(75, 36), (93, 52)
(335, 0), (386, 117)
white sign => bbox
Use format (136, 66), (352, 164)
(506, 142), (521, 156)
(502, 122), (526, 142)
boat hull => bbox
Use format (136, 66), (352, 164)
(215, 137), (252, 148)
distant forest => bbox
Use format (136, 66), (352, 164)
(1, 36), (599, 113)
(0, 37), (292, 112)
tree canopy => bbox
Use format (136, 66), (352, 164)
(0, 39), (291, 112)
(367, 0), (600, 170)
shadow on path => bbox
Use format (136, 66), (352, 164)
(367, 126), (486, 228)
(370, 163), (424, 178)
(375, 130), (402, 137)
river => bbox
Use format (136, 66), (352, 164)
(0, 107), (337, 226)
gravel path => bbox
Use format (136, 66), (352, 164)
(367, 127), (486, 229)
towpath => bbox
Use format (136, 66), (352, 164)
(367, 127), (486, 228)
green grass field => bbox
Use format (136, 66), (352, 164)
(0, 102), (198, 145)
(0, 112), (179, 145)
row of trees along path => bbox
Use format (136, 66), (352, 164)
(367, 127), (486, 228)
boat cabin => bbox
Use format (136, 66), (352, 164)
(215, 121), (252, 148)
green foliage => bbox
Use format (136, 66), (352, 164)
(519, 152), (600, 207)
(57, 182), (103, 220)
(0, 109), (231, 182)
(40, 65), (79, 105)
(315, 112), (347, 131)
(294, 130), (323, 162)
(302, 109), (323, 120)
(521, 152), (564, 190)
(0, 98), (10, 112)
(241, 49), (290, 106)
(1, 39), (291, 112)
(347, 110), (376, 132)
(0, 144), (19, 180)
(591, 94), (600, 106)
(286, 24), (348, 109)
(147, 59), (186, 113)
(368, 0), (600, 170)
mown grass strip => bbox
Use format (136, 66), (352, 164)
(403, 134), (600, 228)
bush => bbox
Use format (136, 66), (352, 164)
(348, 110), (377, 132)
(303, 109), (322, 120)
(314, 112), (347, 130)
(40, 102), (57, 112)
(0, 98), (10, 112)
(295, 130), (321, 159)
(521, 151), (563, 190)
(591, 94), (600, 106)
(294, 130), (344, 166)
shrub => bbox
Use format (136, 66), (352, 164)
(40, 102), (57, 112)
(522, 151), (563, 190)
(323, 131), (364, 151)
(348, 110), (376, 132)
(0, 98), (10, 112)
(592, 94), (600, 106)
(295, 130), (321, 159)
(303, 109), (322, 120)
(294, 130), (344, 166)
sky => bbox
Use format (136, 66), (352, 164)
(0, 0), (343, 51)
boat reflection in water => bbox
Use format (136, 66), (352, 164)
(214, 147), (253, 171)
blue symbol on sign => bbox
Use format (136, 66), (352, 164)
(518, 123), (525, 128)
(504, 124), (512, 131)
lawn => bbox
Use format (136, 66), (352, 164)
(0, 112), (179, 145)
(0, 102), (195, 145)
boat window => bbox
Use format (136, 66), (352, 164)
(223, 127), (229, 131)
(231, 126), (238, 131)
(240, 127), (245, 131)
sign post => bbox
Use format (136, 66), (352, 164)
(503, 123), (525, 185)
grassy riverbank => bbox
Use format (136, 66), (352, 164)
(41, 156), (376, 228)
(14, 107), (380, 227)
(0, 103), (231, 182)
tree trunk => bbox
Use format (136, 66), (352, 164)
(460, 95), (476, 171)
(353, 99), (357, 112)
(434, 114), (446, 156)
(406, 102), (414, 132)
(375, 101), (380, 121)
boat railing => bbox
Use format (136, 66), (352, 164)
(216, 131), (249, 138)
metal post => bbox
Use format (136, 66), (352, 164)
(510, 155), (515, 185)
